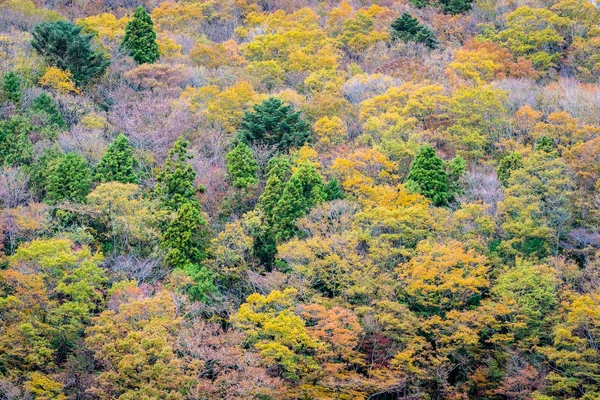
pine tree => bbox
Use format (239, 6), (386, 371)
(497, 152), (523, 187)
(2, 71), (21, 104)
(390, 13), (438, 49)
(95, 133), (138, 184)
(225, 142), (259, 188)
(238, 97), (311, 152)
(45, 152), (92, 204)
(121, 6), (160, 65)
(31, 21), (110, 86)
(155, 137), (201, 211)
(440, 0), (473, 14)
(406, 145), (450, 206)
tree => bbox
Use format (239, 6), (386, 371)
(94, 133), (138, 184)
(162, 202), (208, 270)
(155, 136), (201, 211)
(446, 155), (466, 198)
(225, 142), (258, 189)
(30, 92), (66, 133)
(440, 0), (473, 14)
(45, 152), (91, 204)
(237, 97), (312, 153)
(31, 21), (109, 86)
(0, 117), (33, 167)
(406, 145), (450, 206)
(2, 71), (21, 104)
(390, 13), (437, 49)
(121, 6), (160, 65)
(497, 152), (523, 187)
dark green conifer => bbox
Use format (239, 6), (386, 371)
(0, 116), (34, 167)
(497, 152), (523, 187)
(95, 133), (138, 184)
(121, 6), (160, 64)
(406, 145), (450, 206)
(45, 152), (92, 204)
(31, 21), (109, 86)
(2, 71), (22, 104)
(238, 98), (311, 152)
(390, 13), (438, 49)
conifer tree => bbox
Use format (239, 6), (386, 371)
(0, 116), (34, 167)
(406, 145), (450, 206)
(440, 0), (473, 14)
(446, 155), (466, 198)
(238, 98), (311, 152)
(325, 178), (345, 201)
(225, 142), (259, 189)
(95, 133), (138, 184)
(31, 93), (66, 130)
(31, 21), (109, 86)
(121, 6), (160, 65)
(45, 152), (92, 204)
(2, 71), (21, 104)
(390, 13), (438, 49)
(162, 202), (208, 269)
(155, 136), (201, 211)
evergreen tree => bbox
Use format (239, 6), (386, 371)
(121, 6), (160, 65)
(535, 136), (555, 154)
(27, 145), (62, 199)
(390, 13), (438, 49)
(155, 136), (202, 211)
(31, 21), (110, 86)
(95, 133), (138, 184)
(225, 142), (259, 188)
(440, 0), (473, 14)
(2, 71), (21, 104)
(31, 92), (66, 133)
(162, 202), (208, 269)
(407, 145), (450, 206)
(45, 152), (92, 204)
(238, 98), (311, 152)
(0, 116), (34, 167)
(325, 178), (345, 201)
(271, 162), (326, 242)
(497, 152), (523, 187)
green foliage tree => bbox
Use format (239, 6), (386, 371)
(121, 6), (160, 65)
(31, 20), (110, 86)
(390, 13), (438, 49)
(406, 145), (450, 206)
(2, 71), (21, 103)
(162, 202), (208, 269)
(238, 97), (311, 152)
(446, 155), (466, 197)
(497, 152), (523, 187)
(440, 0), (473, 14)
(0, 116), (33, 166)
(155, 136), (202, 210)
(30, 93), (66, 140)
(94, 133), (138, 184)
(325, 177), (345, 201)
(27, 145), (62, 199)
(45, 152), (92, 204)
(225, 141), (259, 189)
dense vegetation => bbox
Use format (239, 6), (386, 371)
(1, 0), (600, 399)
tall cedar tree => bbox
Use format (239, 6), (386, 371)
(121, 6), (160, 64)
(225, 142), (259, 188)
(156, 137), (208, 270)
(390, 13), (438, 49)
(238, 97), (311, 152)
(31, 92), (66, 130)
(95, 133), (138, 183)
(155, 136), (202, 211)
(407, 145), (450, 206)
(31, 21), (109, 86)
(2, 71), (21, 103)
(45, 152), (92, 204)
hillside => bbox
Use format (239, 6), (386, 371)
(1, 0), (600, 398)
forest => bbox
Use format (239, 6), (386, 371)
(1, 0), (600, 398)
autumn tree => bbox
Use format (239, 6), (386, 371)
(121, 6), (160, 64)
